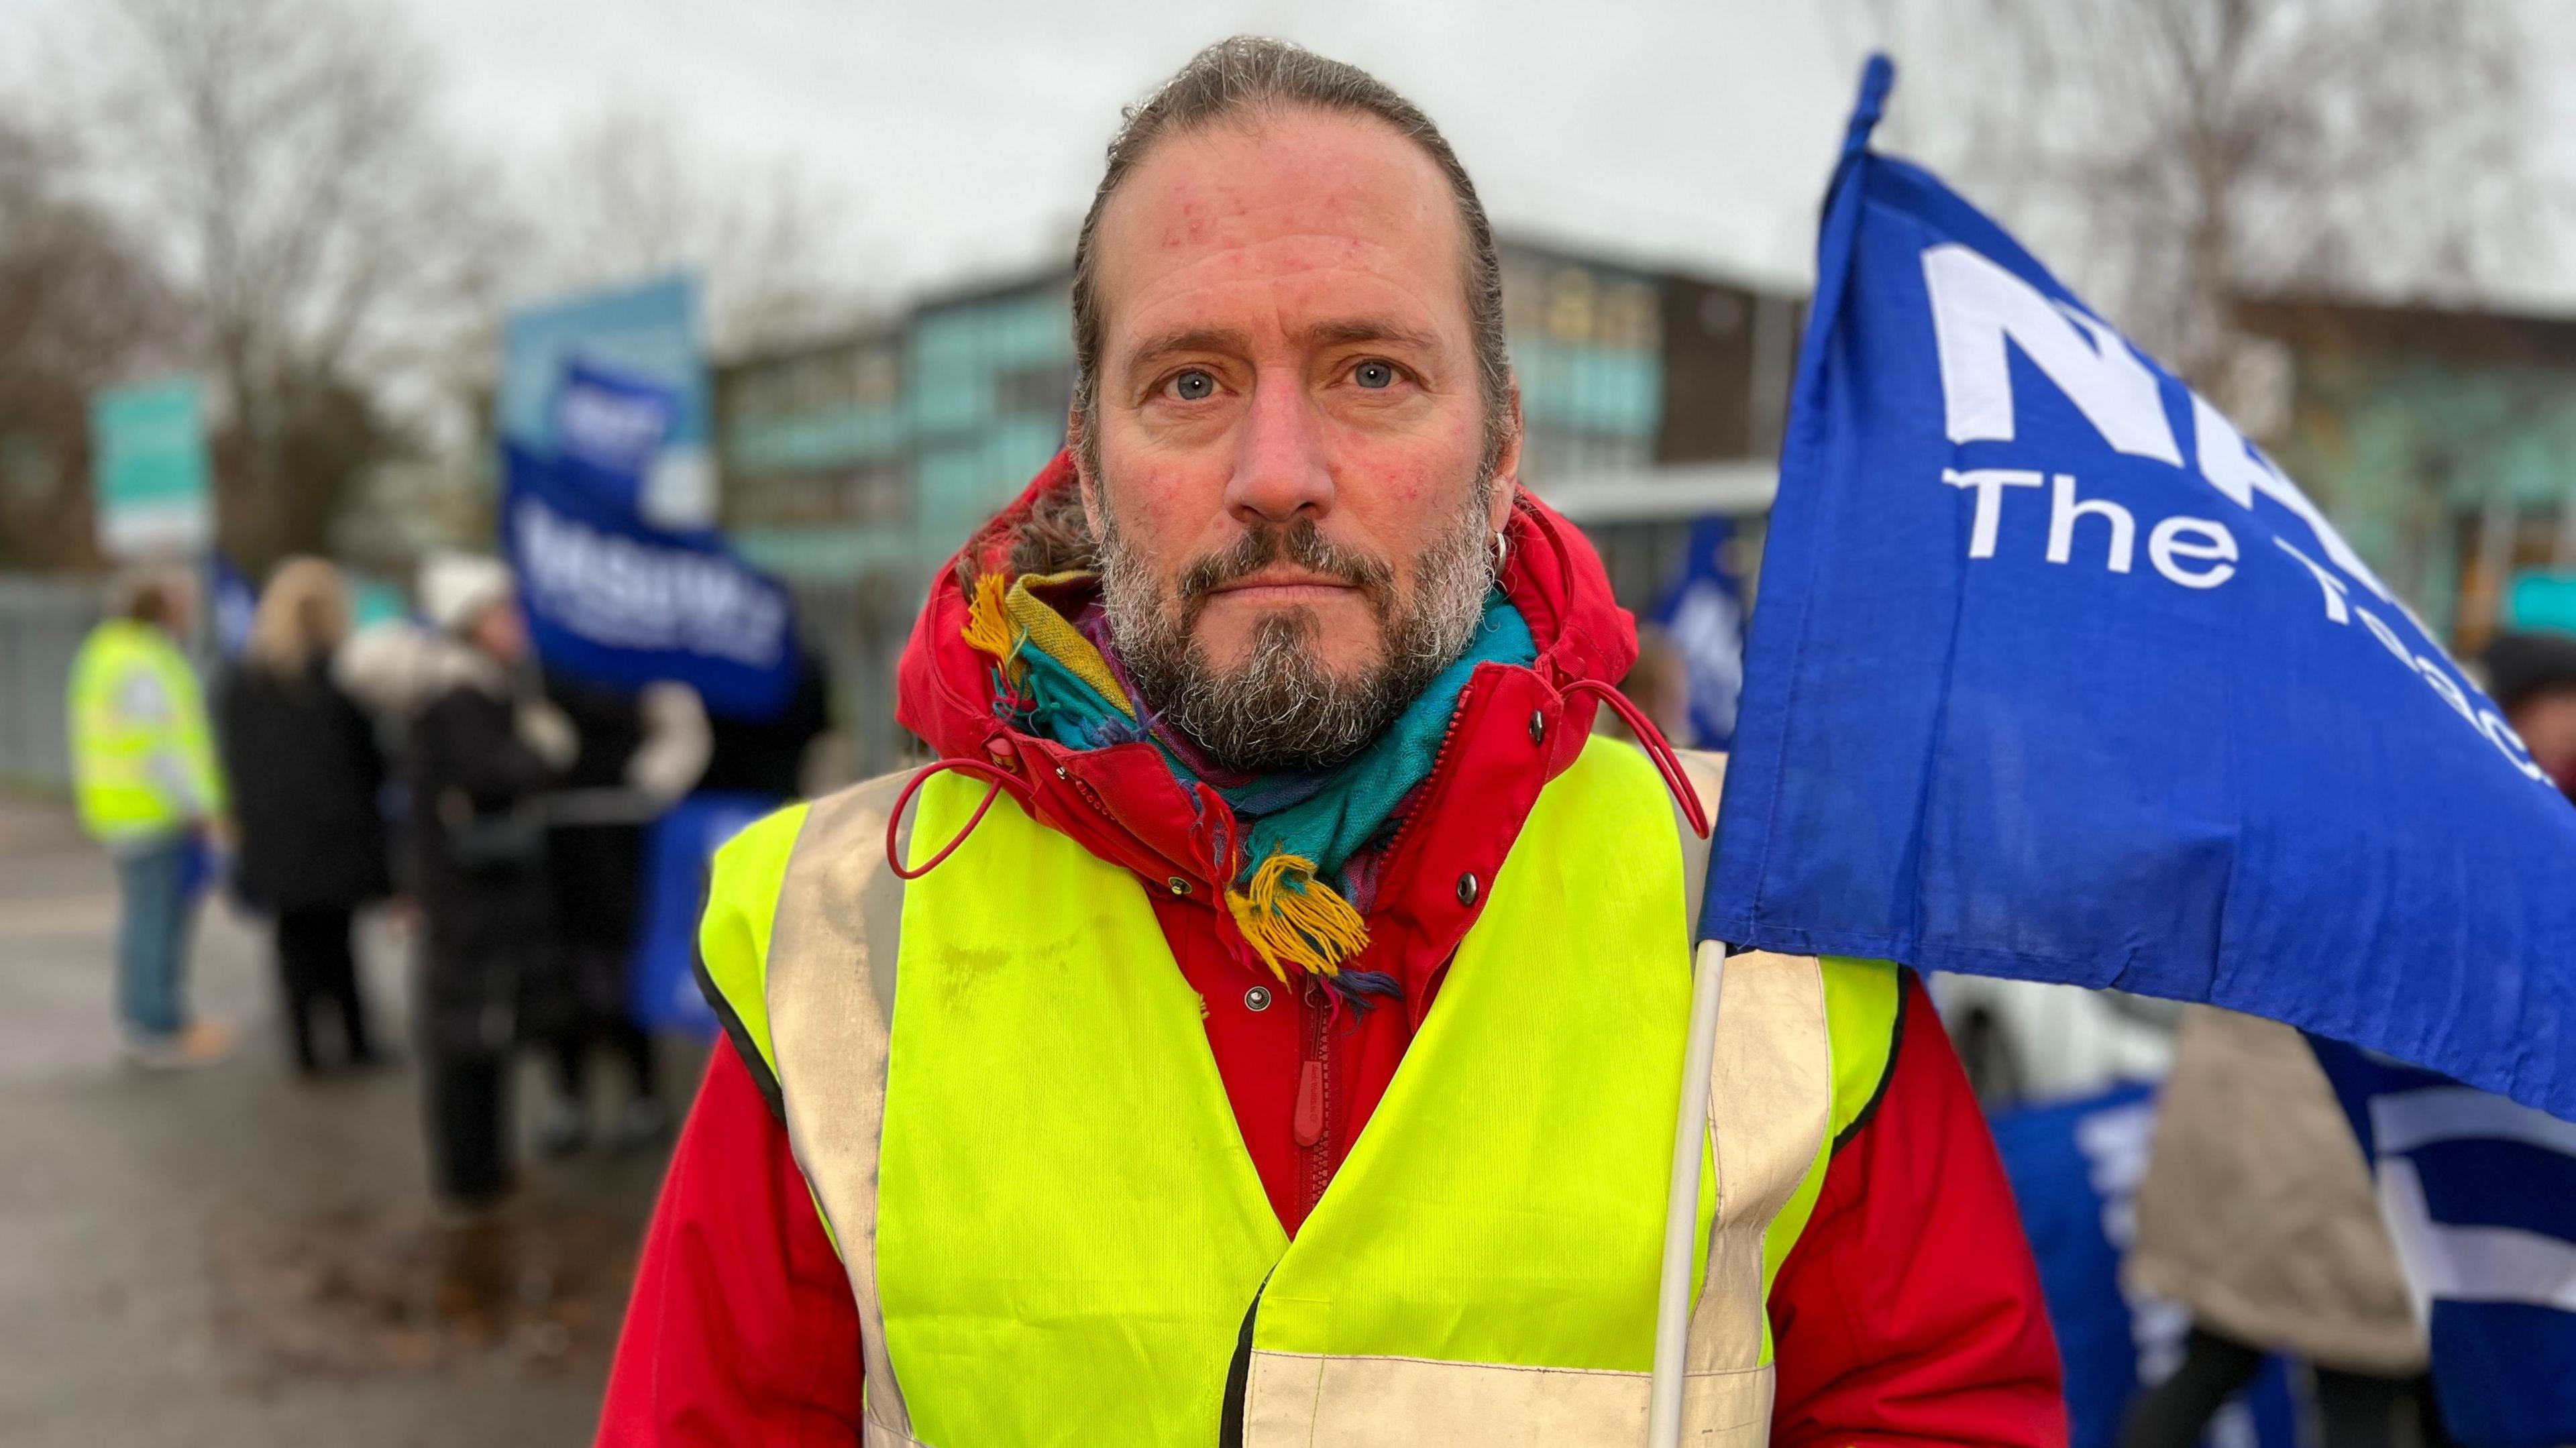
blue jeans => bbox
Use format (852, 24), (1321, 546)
(115, 836), (199, 1039)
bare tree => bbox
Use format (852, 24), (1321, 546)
(1862, 0), (2538, 415)
(525, 108), (869, 354)
(87, 0), (512, 571)
(0, 110), (176, 567)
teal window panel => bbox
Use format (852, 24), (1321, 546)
(725, 405), (910, 474)
(1510, 334), (1662, 438)
(910, 364), (996, 435)
(987, 415), (1069, 491)
(918, 443), (1004, 524)
(731, 523), (912, 581)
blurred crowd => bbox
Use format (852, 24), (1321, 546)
(65, 557), (827, 1215)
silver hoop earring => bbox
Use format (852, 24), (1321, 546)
(1493, 531), (1509, 576)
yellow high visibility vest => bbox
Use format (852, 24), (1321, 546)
(66, 618), (223, 843)
(699, 736), (1904, 1447)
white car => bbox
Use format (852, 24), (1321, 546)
(1927, 974), (2180, 1109)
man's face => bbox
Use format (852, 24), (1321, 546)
(1079, 106), (1519, 769)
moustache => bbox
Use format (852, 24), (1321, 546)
(1175, 520), (1395, 627)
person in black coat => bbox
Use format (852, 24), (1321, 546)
(535, 672), (705, 1155)
(218, 558), (392, 1075)
(405, 554), (575, 1209)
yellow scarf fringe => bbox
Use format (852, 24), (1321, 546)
(962, 571), (1028, 688)
(973, 569), (1368, 983)
(1227, 850), (1371, 983)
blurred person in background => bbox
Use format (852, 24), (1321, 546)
(217, 557), (392, 1076)
(2481, 630), (2576, 799)
(1610, 623), (1694, 746)
(694, 647), (832, 798)
(2120, 1007), (2439, 1448)
(535, 673), (709, 1156)
(602, 38), (2059, 1446)
(66, 569), (233, 1070)
(407, 553), (575, 1211)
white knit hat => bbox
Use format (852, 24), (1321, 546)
(417, 551), (515, 636)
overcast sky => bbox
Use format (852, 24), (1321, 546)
(7, 0), (2576, 311)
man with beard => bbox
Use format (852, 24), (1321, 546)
(601, 38), (2059, 1447)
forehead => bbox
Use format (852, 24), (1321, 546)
(1091, 106), (1470, 352)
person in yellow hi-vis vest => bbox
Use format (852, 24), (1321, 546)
(602, 38), (2063, 1448)
(67, 569), (233, 1068)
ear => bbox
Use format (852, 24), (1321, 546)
(1485, 378), (1524, 533)
(1068, 403), (1107, 539)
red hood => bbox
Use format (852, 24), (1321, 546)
(894, 449), (1641, 999)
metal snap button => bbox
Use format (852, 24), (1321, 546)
(1167, 876), (1191, 895)
(1244, 986), (1273, 1012)
(1456, 872), (1480, 906)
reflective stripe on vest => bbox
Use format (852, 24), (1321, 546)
(66, 620), (221, 842)
(698, 739), (1904, 1447)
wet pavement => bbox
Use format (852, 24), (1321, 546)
(0, 794), (696, 1446)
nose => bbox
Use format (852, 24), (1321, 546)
(1221, 372), (1334, 527)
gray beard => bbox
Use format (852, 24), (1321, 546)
(1096, 486), (1497, 774)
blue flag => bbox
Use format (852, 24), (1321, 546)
(207, 550), (256, 658)
(502, 441), (800, 720)
(629, 791), (784, 1036)
(1653, 516), (1746, 749)
(2310, 1038), (2576, 1447)
(1705, 56), (2576, 1122)
(553, 359), (678, 485)
(1987, 1083), (2298, 1448)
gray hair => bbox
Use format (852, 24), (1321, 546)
(1068, 36), (1512, 474)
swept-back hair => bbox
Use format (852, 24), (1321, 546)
(1068, 36), (1511, 474)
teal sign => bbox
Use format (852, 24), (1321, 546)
(2508, 571), (2576, 636)
(91, 378), (212, 559)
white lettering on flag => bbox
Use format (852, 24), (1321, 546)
(1923, 243), (2183, 466)
(2192, 394), (2392, 602)
(511, 498), (788, 667)
(1941, 468), (2043, 557)
(2377, 1156), (2576, 1317)
(2373, 1087), (2576, 1158)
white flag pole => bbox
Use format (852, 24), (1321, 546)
(1647, 941), (1727, 1447)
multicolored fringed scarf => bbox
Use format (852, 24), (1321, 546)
(964, 569), (1536, 990)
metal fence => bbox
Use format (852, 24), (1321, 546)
(0, 575), (101, 795)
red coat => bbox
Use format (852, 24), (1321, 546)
(599, 457), (2065, 1445)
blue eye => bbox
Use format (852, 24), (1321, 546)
(1170, 369), (1216, 400)
(1353, 361), (1395, 390)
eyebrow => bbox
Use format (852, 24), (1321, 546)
(1120, 316), (1446, 372)
(1123, 325), (1252, 370)
(1299, 316), (1444, 355)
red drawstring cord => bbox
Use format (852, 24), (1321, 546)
(885, 757), (1031, 879)
(1562, 677), (1710, 840)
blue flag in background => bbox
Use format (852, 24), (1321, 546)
(1654, 516), (1746, 749)
(2309, 1038), (2576, 1448)
(553, 359), (678, 486)
(208, 551), (256, 658)
(502, 441), (799, 720)
(1705, 58), (2576, 1123)
(1988, 1084), (2299, 1448)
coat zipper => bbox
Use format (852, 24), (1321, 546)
(1373, 681), (1475, 868)
(1295, 973), (1335, 1221)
